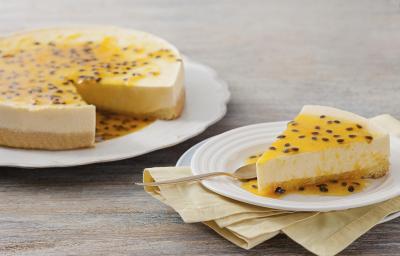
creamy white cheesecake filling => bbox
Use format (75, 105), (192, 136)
(0, 104), (95, 133)
(257, 138), (389, 189)
(75, 63), (184, 115)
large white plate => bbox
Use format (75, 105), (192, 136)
(177, 139), (400, 222)
(0, 59), (230, 168)
(190, 122), (400, 212)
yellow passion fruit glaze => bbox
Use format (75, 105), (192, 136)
(0, 36), (180, 106)
(258, 114), (374, 163)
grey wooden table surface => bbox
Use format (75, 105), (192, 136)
(1, 0), (400, 255)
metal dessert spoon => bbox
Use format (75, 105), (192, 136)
(135, 163), (257, 186)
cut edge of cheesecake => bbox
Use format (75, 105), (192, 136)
(0, 87), (184, 150)
(0, 85), (185, 150)
(74, 56), (185, 120)
(0, 104), (96, 150)
(256, 105), (390, 195)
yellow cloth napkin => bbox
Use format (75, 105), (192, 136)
(143, 114), (400, 256)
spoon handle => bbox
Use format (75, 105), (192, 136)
(135, 172), (234, 186)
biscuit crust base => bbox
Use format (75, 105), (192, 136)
(259, 160), (390, 195)
(0, 128), (95, 150)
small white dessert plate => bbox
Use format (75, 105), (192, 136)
(178, 137), (400, 222)
(189, 122), (400, 212)
(0, 59), (230, 168)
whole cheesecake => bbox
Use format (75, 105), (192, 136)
(256, 105), (390, 196)
(0, 26), (184, 150)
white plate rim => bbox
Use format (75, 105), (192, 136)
(177, 138), (400, 223)
(190, 122), (400, 212)
(0, 58), (230, 168)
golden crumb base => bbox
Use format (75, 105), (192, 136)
(0, 128), (95, 150)
(259, 160), (390, 195)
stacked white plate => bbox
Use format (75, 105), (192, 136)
(177, 123), (400, 222)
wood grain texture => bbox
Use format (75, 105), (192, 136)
(1, 0), (400, 255)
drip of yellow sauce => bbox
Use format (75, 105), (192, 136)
(242, 178), (367, 198)
(241, 154), (368, 198)
(95, 111), (154, 142)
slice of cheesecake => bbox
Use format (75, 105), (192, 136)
(0, 26), (184, 150)
(256, 105), (390, 196)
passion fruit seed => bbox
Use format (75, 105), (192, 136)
(365, 136), (373, 142)
(275, 187), (286, 194)
(317, 184), (329, 192)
